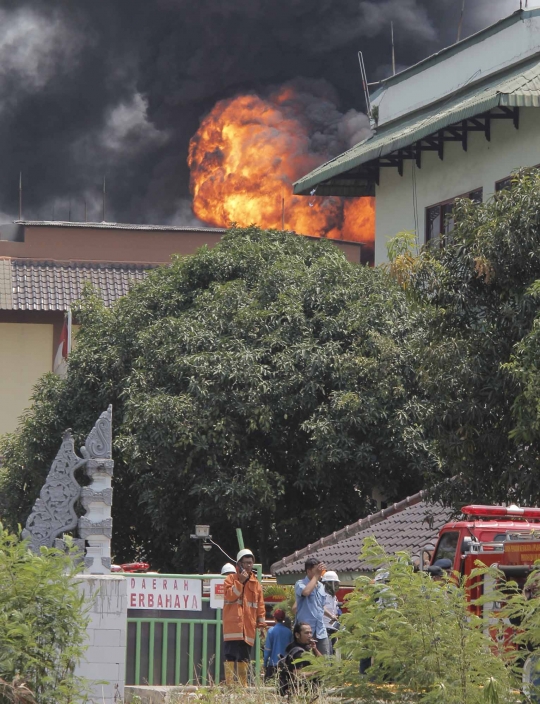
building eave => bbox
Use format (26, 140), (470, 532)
(294, 56), (540, 197)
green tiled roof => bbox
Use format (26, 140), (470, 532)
(293, 57), (540, 196)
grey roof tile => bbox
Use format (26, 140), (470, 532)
(271, 492), (454, 575)
(3, 259), (156, 311)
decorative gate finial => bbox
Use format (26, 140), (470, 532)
(23, 406), (114, 575)
(22, 430), (86, 553)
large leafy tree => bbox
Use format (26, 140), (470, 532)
(403, 169), (540, 504)
(0, 227), (429, 571)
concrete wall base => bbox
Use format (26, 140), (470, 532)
(75, 574), (127, 704)
(125, 686), (202, 703)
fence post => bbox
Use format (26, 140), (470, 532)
(254, 563), (263, 681)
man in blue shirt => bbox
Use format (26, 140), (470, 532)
(294, 557), (330, 655)
(263, 609), (292, 678)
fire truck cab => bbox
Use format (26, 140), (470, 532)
(428, 505), (540, 611)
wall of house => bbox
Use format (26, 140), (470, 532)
(0, 225), (225, 264)
(0, 321), (54, 434)
(374, 107), (540, 264)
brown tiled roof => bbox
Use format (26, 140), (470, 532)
(271, 491), (454, 576)
(0, 258), (156, 311)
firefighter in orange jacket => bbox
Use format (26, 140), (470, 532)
(223, 548), (266, 685)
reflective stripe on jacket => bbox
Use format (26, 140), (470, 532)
(223, 571), (265, 645)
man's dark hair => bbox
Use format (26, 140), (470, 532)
(304, 557), (319, 572)
(293, 622), (310, 641)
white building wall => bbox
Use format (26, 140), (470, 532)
(372, 12), (540, 127)
(375, 107), (540, 264)
(75, 574), (127, 704)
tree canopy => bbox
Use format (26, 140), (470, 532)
(5, 172), (540, 571)
(403, 169), (540, 505)
(0, 227), (429, 571)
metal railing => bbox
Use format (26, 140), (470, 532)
(125, 572), (262, 686)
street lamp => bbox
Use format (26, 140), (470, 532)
(190, 525), (212, 574)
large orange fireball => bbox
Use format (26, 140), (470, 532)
(188, 84), (375, 252)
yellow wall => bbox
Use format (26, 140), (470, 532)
(0, 323), (53, 435)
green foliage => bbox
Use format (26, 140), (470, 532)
(307, 539), (516, 704)
(0, 525), (88, 704)
(262, 584), (295, 622)
(0, 227), (431, 571)
(405, 169), (540, 505)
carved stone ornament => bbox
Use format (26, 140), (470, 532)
(81, 406), (112, 460)
(22, 431), (86, 553)
(23, 405), (115, 576)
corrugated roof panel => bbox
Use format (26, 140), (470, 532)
(0, 259), (13, 309)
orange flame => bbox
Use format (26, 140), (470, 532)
(188, 87), (375, 254)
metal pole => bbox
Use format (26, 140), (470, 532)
(102, 175), (106, 221)
(198, 541), (204, 575)
(457, 0), (466, 42)
(391, 22), (396, 76)
(19, 172), (22, 220)
(236, 528), (245, 551)
(67, 308), (72, 355)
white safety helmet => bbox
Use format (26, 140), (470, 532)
(221, 563), (236, 575)
(321, 570), (340, 583)
(237, 548), (255, 562)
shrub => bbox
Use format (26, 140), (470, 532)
(0, 525), (89, 704)
(307, 538), (516, 704)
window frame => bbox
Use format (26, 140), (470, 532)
(432, 531), (461, 566)
(425, 188), (483, 246)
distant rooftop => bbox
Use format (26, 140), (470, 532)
(0, 258), (156, 311)
(14, 220), (227, 233)
(271, 490), (453, 580)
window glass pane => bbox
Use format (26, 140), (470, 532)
(433, 532), (460, 565)
(426, 205), (440, 242)
(468, 188), (483, 203)
(441, 203), (454, 235)
(495, 178), (512, 193)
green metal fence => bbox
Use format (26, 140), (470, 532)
(125, 572), (262, 686)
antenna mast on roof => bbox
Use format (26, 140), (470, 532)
(457, 0), (466, 42)
(391, 22), (396, 76)
(102, 176), (106, 222)
(357, 52), (373, 123)
(19, 172), (22, 221)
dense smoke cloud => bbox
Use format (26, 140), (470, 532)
(0, 0), (520, 224)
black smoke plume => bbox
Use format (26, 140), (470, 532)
(0, 0), (518, 224)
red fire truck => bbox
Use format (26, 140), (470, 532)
(428, 504), (540, 616)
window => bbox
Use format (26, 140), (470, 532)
(495, 176), (513, 193)
(496, 166), (540, 193)
(433, 531), (460, 565)
(425, 188), (483, 245)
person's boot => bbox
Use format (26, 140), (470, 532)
(224, 661), (236, 686)
(237, 661), (249, 686)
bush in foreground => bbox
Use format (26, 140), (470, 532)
(0, 526), (88, 704)
(307, 538), (516, 704)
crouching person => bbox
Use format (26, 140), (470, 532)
(223, 548), (266, 686)
(278, 622), (321, 697)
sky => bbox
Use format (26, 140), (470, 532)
(0, 0), (525, 225)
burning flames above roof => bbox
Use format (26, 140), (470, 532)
(188, 84), (374, 252)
